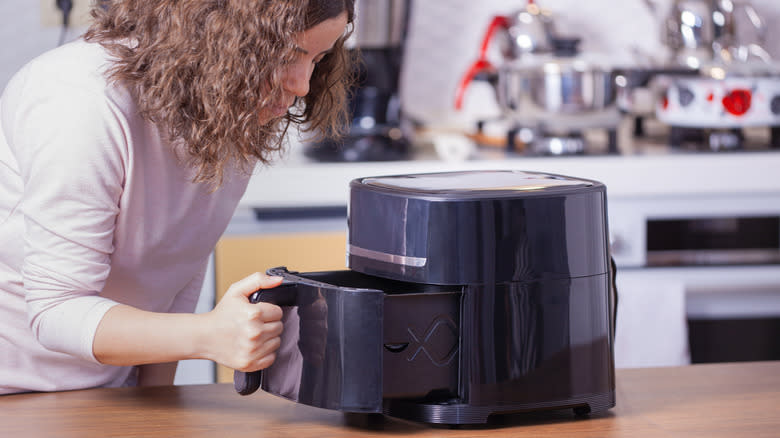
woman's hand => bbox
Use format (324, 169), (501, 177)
(200, 272), (284, 372)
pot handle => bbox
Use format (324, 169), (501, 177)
(233, 279), (298, 396)
(479, 15), (510, 60)
(454, 15), (508, 110)
(454, 59), (496, 110)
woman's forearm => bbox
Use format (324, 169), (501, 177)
(92, 272), (285, 371)
(92, 304), (207, 366)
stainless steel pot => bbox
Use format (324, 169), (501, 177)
(491, 36), (617, 117)
(645, 0), (768, 68)
(455, 5), (617, 119)
(663, 0), (720, 54)
(497, 58), (616, 115)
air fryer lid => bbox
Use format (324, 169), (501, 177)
(348, 170), (610, 285)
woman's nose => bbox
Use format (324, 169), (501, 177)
(283, 63), (312, 98)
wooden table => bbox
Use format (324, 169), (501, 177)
(3, 361), (779, 437)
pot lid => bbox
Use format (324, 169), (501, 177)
(501, 50), (615, 73)
(503, 4), (556, 56)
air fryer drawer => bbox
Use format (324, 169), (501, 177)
(272, 269), (463, 400)
(243, 268), (461, 411)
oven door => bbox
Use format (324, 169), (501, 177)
(609, 193), (780, 367)
(615, 266), (780, 367)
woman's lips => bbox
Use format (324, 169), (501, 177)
(273, 105), (289, 118)
(258, 99), (293, 123)
(273, 99), (294, 118)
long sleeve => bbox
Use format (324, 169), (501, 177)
(0, 38), (251, 394)
(4, 59), (127, 363)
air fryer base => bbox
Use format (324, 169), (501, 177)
(383, 390), (616, 424)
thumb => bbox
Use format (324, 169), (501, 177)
(224, 272), (283, 300)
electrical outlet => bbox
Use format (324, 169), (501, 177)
(40, 0), (94, 28)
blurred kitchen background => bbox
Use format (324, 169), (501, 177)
(402, 0), (780, 124)
(5, 0), (780, 131)
(3, 0), (780, 384)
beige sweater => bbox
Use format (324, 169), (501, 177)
(0, 39), (251, 394)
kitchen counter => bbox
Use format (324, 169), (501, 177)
(240, 146), (780, 210)
(3, 361), (779, 437)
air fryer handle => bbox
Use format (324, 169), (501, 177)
(233, 279), (298, 396)
(609, 256), (619, 342)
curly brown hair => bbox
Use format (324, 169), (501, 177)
(84, 0), (356, 186)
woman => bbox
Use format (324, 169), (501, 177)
(0, 0), (355, 394)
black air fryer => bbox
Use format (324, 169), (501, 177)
(235, 170), (616, 424)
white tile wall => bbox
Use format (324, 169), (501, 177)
(0, 1), (86, 90)
(4, 0), (779, 123)
(400, 0), (780, 126)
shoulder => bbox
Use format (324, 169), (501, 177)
(4, 38), (136, 116)
(1, 40), (138, 181)
(2, 38), (139, 145)
(16, 39), (111, 91)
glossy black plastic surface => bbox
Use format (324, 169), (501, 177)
(348, 170), (609, 285)
(247, 267), (615, 423)
(458, 275), (614, 406)
(243, 268), (385, 413)
(258, 269), (462, 405)
(238, 170), (616, 424)
(383, 274), (615, 424)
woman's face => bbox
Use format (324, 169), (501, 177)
(258, 11), (349, 124)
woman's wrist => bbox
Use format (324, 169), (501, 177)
(188, 312), (215, 362)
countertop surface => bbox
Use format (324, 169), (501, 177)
(3, 361), (779, 437)
(240, 144), (780, 209)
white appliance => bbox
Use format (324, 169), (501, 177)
(609, 190), (780, 367)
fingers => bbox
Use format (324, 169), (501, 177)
(236, 309), (283, 372)
(236, 322), (283, 372)
(250, 319), (283, 341)
(247, 352), (277, 372)
(212, 272), (287, 372)
(226, 272), (283, 299)
(233, 350), (279, 373)
(248, 302), (283, 324)
(229, 318), (283, 372)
